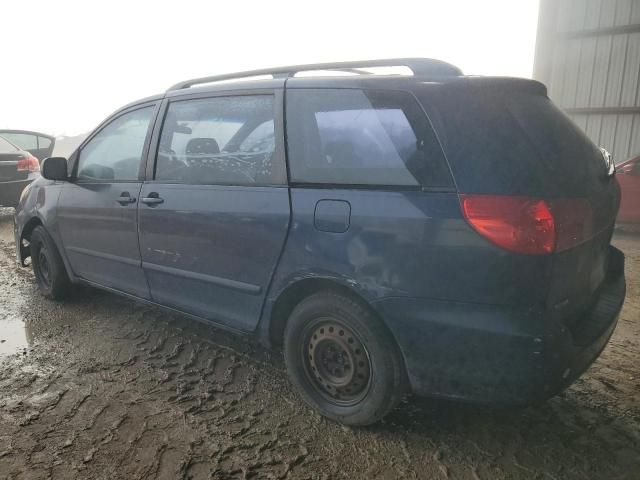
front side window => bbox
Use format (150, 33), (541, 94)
(286, 89), (452, 187)
(77, 106), (153, 181)
(156, 95), (281, 185)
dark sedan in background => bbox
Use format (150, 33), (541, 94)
(0, 131), (54, 207)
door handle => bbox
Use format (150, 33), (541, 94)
(117, 192), (136, 205)
(141, 193), (164, 206)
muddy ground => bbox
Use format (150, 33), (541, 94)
(0, 208), (638, 480)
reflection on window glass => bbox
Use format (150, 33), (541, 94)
(77, 107), (153, 181)
(0, 136), (19, 153)
(238, 120), (275, 153)
(156, 96), (281, 185)
(286, 89), (452, 187)
(1, 133), (37, 150)
(38, 136), (52, 149)
(315, 108), (416, 178)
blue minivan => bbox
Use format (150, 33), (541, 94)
(14, 59), (626, 425)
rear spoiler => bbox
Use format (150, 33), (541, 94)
(435, 77), (547, 96)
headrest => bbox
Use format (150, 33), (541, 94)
(186, 137), (220, 155)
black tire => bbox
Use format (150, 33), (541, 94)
(30, 226), (71, 300)
(284, 291), (407, 426)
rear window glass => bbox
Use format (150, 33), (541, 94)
(419, 89), (604, 196)
(286, 89), (452, 187)
(0, 133), (37, 150)
(38, 136), (52, 149)
(0, 136), (18, 153)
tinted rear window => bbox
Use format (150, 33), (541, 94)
(419, 89), (605, 197)
(286, 89), (452, 187)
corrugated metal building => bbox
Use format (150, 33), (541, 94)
(534, 0), (640, 164)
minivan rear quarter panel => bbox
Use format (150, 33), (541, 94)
(270, 188), (553, 306)
(266, 186), (560, 403)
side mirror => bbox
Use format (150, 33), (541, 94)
(41, 157), (68, 181)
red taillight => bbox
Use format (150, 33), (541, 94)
(461, 195), (555, 254)
(16, 154), (40, 173)
(460, 195), (593, 255)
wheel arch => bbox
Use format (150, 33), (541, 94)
(17, 216), (44, 264)
(18, 215), (75, 283)
(266, 277), (393, 349)
(21, 216), (44, 242)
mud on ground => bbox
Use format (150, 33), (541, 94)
(0, 208), (638, 479)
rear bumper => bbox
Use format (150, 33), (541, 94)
(0, 179), (30, 207)
(374, 246), (626, 405)
(539, 247), (625, 399)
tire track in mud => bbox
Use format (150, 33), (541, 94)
(0, 212), (639, 479)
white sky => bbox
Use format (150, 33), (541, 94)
(0, 0), (539, 136)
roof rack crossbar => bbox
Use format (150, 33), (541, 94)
(167, 58), (462, 91)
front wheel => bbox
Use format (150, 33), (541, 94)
(30, 226), (71, 300)
(284, 291), (407, 426)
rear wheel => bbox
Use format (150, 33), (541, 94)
(30, 226), (71, 300)
(284, 291), (407, 426)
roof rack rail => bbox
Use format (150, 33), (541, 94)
(167, 58), (462, 91)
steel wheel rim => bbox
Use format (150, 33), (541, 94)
(302, 317), (372, 407)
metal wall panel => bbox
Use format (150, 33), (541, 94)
(631, 115), (640, 153)
(600, 0), (616, 28)
(534, 0), (640, 162)
(621, 32), (640, 106)
(590, 36), (612, 106)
